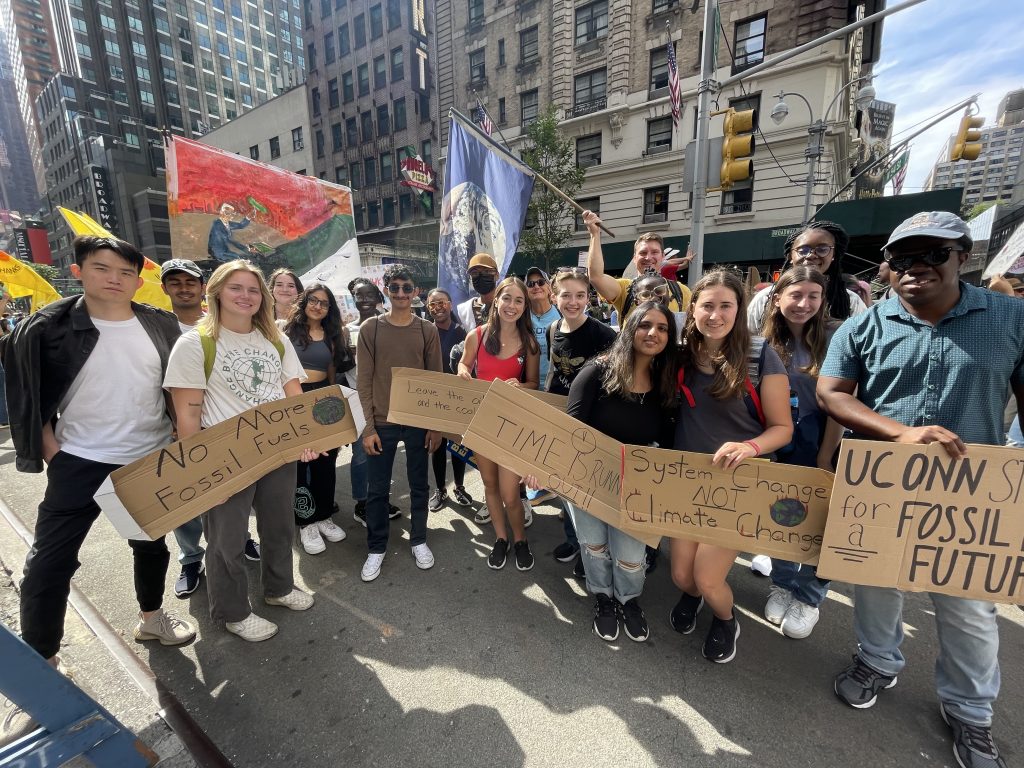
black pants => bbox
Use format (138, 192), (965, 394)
(21, 451), (170, 658)
(295, 379), (340, 525)
(431, 440), (466, 489)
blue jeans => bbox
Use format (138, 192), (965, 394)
(771, 559), (829, 606)
(350, 434), (368, 502)
(172, 518), (205, 567)
(366, 424), (429, 554)
(567, 501), (646, 604)
(1007, 418), (1023, 447)
(853, 585), (1000, 725)
(560, 498), (578, 548)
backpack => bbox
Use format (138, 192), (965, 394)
(677, 336), (767, 428)
(198, 325), (284, 381)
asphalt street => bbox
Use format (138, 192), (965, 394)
(0, 429), (1021, 768)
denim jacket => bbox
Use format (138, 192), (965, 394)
(0, 296), (181, 473)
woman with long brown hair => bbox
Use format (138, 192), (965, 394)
(670, 268), (792, 664)
(268, 268), (303, 321)
(457, 276), (540, 571)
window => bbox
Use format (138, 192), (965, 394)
(390, 47), (404, 81)
(382, 197), (395, 226)
(320, 0), (331, 17)
(573, 68), (606, 112)
(338, 23), (349, 56)
(350, 162), (361, 188)
(346, 117), (358, 145)
(399, 194), (412, 222)
(374, 55), (386, 88)
(643, 186), (668, 223)
(364, 156), (377, 185)
(422, 139), (432, 166)
(250, 144), (260, 160)
(574, 197), (599, 231)
(649, 46), (672, 92)
(468, 0), (483, 25)
(520, 26), (538, 62)
(324, 32), (334, 63)
(393, 97), (407, 130)
(576, 133), (601, 167)
(575, 1), (608, 46)
(647, 117), (672, 152)
(331, 122), (342, 151)
(335, 165), (348, 185)
(328, 77), (339, 108)
(315, 129), (325, 157)
(354, 13), (366, 47)
(292, 127), (303, 151)
(733, 14), (766, 73)
(386, 0), (401, 30)
(498, 97), (506, 123)
(380, 152), (393, 182)
(377, 104), (390, 134)
(498, 38), (505, 66)
(370, 5), (383, 38)
(361, 110), (374, 141)
(342, 71), (354, 101)
(312, 86), (321, 115)
(357, 63), (369, 95)
(270, 135), (281, 158)
(469, 49), (485, 83)
(521, 89), (539, 125)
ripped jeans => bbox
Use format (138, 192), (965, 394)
(566, 501), (647, 604)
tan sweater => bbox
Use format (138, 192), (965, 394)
(356, 314), (442, 436)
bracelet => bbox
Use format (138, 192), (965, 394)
(744, 440), (761, 456)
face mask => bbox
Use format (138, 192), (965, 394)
(471, 273), (496, 295)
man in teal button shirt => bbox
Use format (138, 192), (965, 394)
(818, 211), (1024, 768)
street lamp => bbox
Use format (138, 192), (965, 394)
(770, 76), (875, 222)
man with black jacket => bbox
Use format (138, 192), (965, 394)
(1, 235), (195, 666)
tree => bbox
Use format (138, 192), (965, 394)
(21, 260), (60, 284)
(517, 105), (586, 274)
(964, 199), (1002, 220)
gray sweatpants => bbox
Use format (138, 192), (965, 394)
(201, 463), (297, 623)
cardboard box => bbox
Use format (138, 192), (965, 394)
(817, 439), (1024, 603)
(620, 446), (833, 563)
(107, 385), (362, 540)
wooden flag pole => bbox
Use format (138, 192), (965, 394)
(532, 171), (615, 238)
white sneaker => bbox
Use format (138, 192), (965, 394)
(522, 499), (533, 528)
(133, 609), (196, 646)
(316, 518), (347, 542)
(781, 601), (820, 639)
(225, 613), (278, 642)
(411, 543), (435, 570)
(750, 554), (772, 576)
(473, 507), (491, 524)
(300, 524), (326, 554)
(764, 585), (793, 625)
(265, 588), (314, 611)
(361, 553), (385, 582)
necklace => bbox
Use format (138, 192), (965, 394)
(636, 391), (647, 405)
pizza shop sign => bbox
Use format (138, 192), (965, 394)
(400, 156), (436, 192)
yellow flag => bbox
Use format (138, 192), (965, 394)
(0, 250), (62, 311)
(56, 207), (171, 310)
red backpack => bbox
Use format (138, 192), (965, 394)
(677, 337), (767, 427)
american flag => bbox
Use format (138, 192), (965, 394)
(893, 150), (910, 195)
(474, 103), (494, 137)
(667, 41), (681, 130)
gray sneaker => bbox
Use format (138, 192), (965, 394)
(133, 609), (196, 646)
(941, 704), (1007, 768)
(834, 655), (897, 709)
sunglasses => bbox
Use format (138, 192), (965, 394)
(555, 266), (588, 276)
(306, 297), (330, 308)
(792, 244), (835, 259)
(387, 283), (416, 294)
(884, 246), (962, 273)
(526, 278), (547, 288)
(636, 285), (670, 301)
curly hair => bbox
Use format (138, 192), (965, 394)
(782, 220), (852, 320)
(680, 268), (751, 400)
(598, 301), (677, 407)
(382, 263), (414, 287)
(347, 276), (385, 304)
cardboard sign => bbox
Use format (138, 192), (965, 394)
(817, 440), (1024, 603)
(109, 385), (362, 540)
(461, 380), (660, 548)
(620, 446), (833, 563)
(387, 368), (567, 436)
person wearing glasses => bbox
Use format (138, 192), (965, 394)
(524, 267), (561, 391)
(356, 264), (443, 583)
(425, 288), (473, 512)
(746, 221), (867, 332)
(455, 253), (501, 331)
(818, 211), (1024, 768)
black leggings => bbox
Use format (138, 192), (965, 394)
(295, 379), (340, 525)
(431, 440), (466, 489)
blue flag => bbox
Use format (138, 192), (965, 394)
(438, 115), (534, 309)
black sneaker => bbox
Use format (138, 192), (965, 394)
(244, 538), (261, 561)
(573, 555), (586, 580)
(619, 598), (649, 642)
(353, 501), (367, 527)
(452, 486), (473, 506)
(428, 488), (447, 512)
(834, 655), (898, 709)
(669, 592), (704, 635)
(388, 504), (401, 520)
(645, 545), (659, 574)
(553, 541), (580, 563)
(941, 704), (1006, 768)
(488, 539), (509, 570)
(174, 561), (204, 598)
(593, 594), (619, 641)
(702, 615), (740, 663)
(514, 540), (534, 571)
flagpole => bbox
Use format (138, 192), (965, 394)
(471, 90), (514, 154)
(451, 108), (616, 238)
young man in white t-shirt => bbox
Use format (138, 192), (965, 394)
(2, 236), (196, 667)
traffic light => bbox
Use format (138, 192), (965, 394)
(949, 113), (984, 162)
(721, 107), (758, 188)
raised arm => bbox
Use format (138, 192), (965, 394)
(583, 211), (623, 305)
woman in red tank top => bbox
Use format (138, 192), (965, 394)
(458, 277), (540, 571)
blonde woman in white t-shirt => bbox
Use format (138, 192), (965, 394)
(165, 260), (319, 642)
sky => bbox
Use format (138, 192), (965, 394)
(872, 0), (1024, 195)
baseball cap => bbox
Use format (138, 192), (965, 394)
(883, 211), (972, 251)
(468, 253), (498, 271)
(161, 258), (204, 282)
(525, 266), (549, 282)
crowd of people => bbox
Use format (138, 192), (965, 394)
(1, 206), (1021, 768)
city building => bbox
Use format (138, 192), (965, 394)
(37, 0), (309, 273)
(435, 0), (893, 275)
(304, 0), (440, 283)
(997, 88), (1024, 128)
(0, 28), (40, 215)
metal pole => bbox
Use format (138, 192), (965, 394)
(803, 121), (825, 223)
(687, 0), (718, 290)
